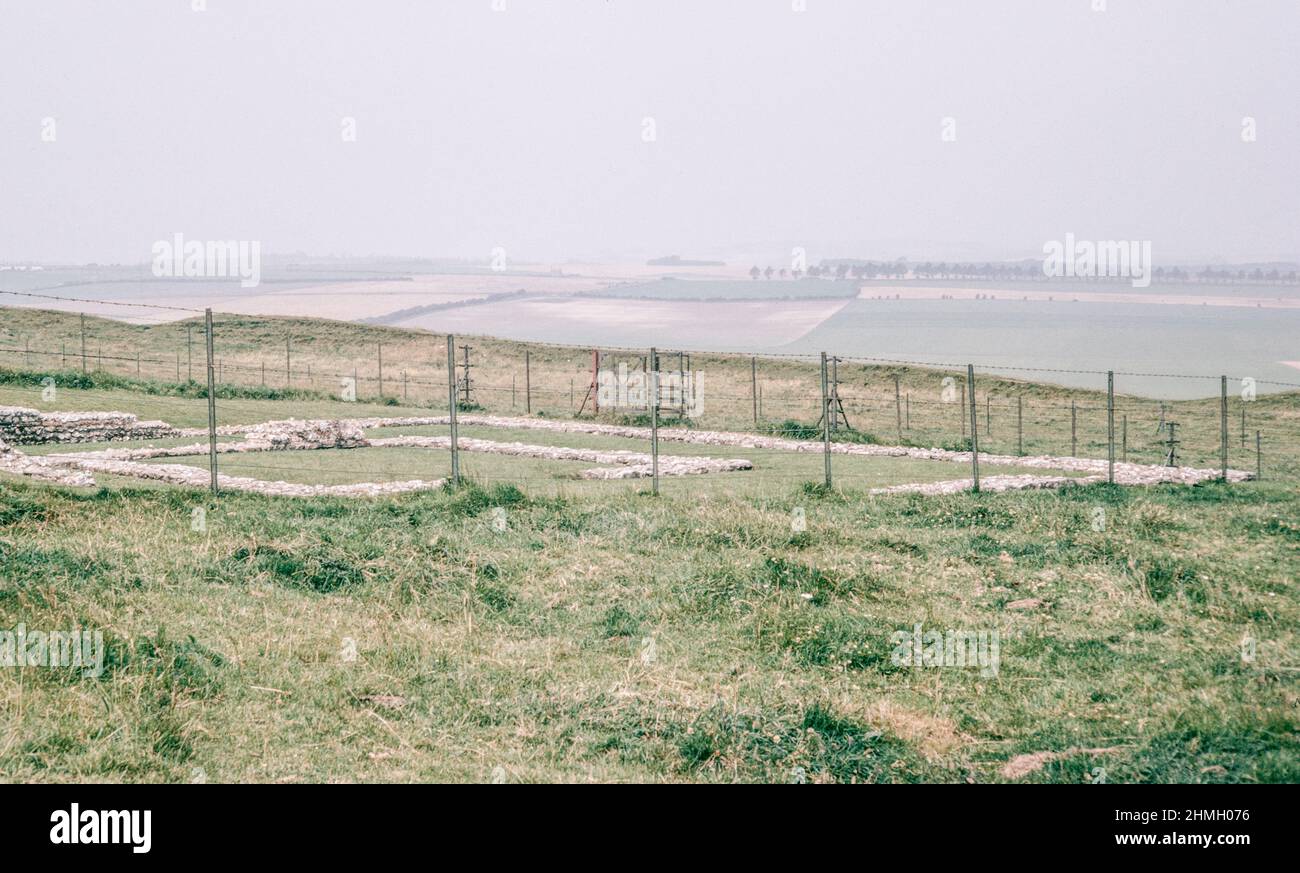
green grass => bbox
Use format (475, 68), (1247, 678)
(0, 473), (1295, 783)
(0, 380), (427, 429)
(138, 445), (1070, 495)
(0, 308), (1296, 783)
(18, 419), (1082, 498)
(4, 305), (1297, 478)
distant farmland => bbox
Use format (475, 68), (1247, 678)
(390, 295), (853, 350)
(786, 297), (1300, 398)
(8, 267), (1297, 399)
(596, 278), (859, 300)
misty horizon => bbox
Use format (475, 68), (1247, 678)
(3, 1), (1297, 265)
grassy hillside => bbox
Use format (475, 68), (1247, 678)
(0, 307), (1297, 783)
(2, 306), (1297, 476)
(0, 476), (1295, 783)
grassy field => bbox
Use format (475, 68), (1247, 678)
(8, 397), (1084, 499)
(3, 306), (1298, 477)
(133, 434), (1078, 497)
(0, 475), (1295, 783)
(0, 308), (1297, 783)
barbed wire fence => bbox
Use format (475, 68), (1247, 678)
(0, 294), (1296, 497)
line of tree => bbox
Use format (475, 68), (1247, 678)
(746, 261), (1300, 284)
(747, 263), (891, 280)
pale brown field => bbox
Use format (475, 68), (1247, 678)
(862, 285), (1300, 310)
(392, 295), (853, 348)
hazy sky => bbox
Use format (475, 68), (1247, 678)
(2, 0), (1297, 265)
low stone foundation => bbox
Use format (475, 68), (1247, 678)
(870, 474), (1096, 496)
(0, 437), (96, 487)
(54, 431), (752, 484)
(355, 414), (1253, 486)
(369, 435), (751, 479)
(243, 419), (367, 450)
(0, 405), (178, 445)
(44, 453), (443, 498)
(0, 406), (1255, 498)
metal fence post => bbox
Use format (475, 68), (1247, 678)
(1070, 400), (1077, 456)
(960, 379), (967, 439)
(751, 356), (758, 426)
(829, 356), (840, 433)
(1122, 414), (1128, 462)
(525, 350), (532, 414)
(447, 335), (459, 487)
(1220, 375), (1229, 481)
(649, 347), (660, 496)
(459, 345), (474, 407)
(820, 352), (832, 489)
(893, 374), (902, 443)
(1255, 430), (1261, 481)
(1107, 370), (1115, 484)
(1016, 394), (1023, 456)
(80, 313), (87, 373)
(967, 364), (980, 491)
(186, 323), (193, 382)
(204, 309), (218, 495)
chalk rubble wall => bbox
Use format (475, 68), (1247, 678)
(0, 405), (178, 445)
(0, 436), (96, 487)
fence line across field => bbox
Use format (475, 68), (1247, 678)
(2, 339), (1288, 424)
(0, 305), (1294, 497)
(2, 336), (1291, 443)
